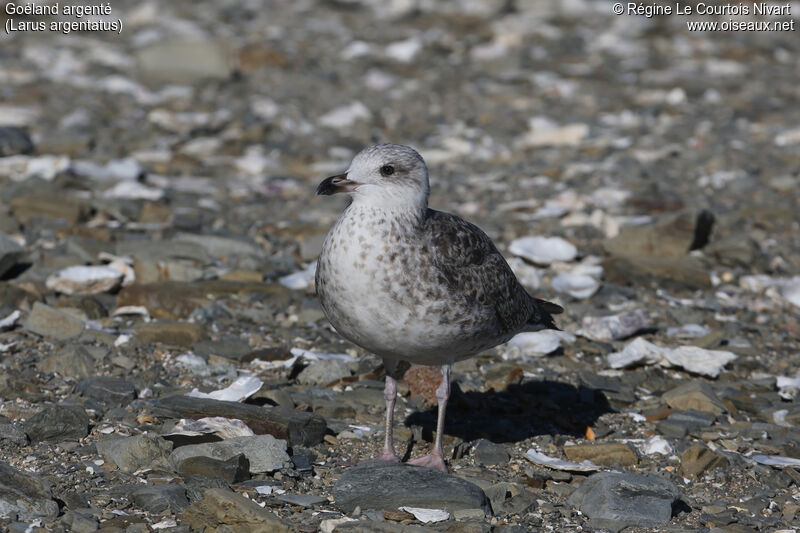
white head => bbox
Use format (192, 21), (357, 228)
(317, 143), (429, 210)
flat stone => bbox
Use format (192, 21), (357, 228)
(472, 439), (510, 466)
(0, 126), (34, 156)
(23, 302), (85, 341)
(135, 321), (207, 346)
(680, 444), (729, 478)
(150, 395), (327, 446)
(274, 493), (328, 508)
(0, 460), (59, 520)
(170, 434), (289, 474)
(77, 376), (136, 406)
(96, 434), (173, 473)
(38, 345), (96, 379)
(177, 454), (250, 483)
(297, 359), (352, 386)
(182, 488), (291, 533)
(567, 471), (681, 527)
(0, 233), (24, 278)
(563, 442), (638, 467)
(192, 338), (253, 363)
(130, 483), (189, 514)
(663, 380), (727, 415)
(333, 462), (491, 514)
(24, 404), (89, 442)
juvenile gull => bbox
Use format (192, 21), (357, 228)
(316, 144), (563, 472)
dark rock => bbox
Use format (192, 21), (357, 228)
(0, 233), (24, 278)
(178, 454), (250, 483)
(471, 439), (510, 465)
(77, 376), (136, 406)
(150, 395), (327, 446)
(0, 460), (59, 520)
(567, 471), (680, 527)
(0, 127), (34, 156)
(131, 483), (189, 513)
(24, 404), (89, 442)
(333, 462), (491, 514)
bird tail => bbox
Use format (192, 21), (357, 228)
(526, 298), (563, 332)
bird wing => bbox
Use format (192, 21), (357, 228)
(422, 209), (558, 334)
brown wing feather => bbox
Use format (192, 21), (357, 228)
(422, 209), (547, 335)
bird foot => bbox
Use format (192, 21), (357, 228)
(407, 453), (447, 472)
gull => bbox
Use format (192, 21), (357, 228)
(316, 144), (562, 472)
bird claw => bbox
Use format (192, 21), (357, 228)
(407, 453), (448, 472)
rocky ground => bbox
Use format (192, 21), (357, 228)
(1, 0), (800, 532)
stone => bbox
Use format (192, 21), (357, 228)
(95, 434), (173, 473)
(150, 395), (327, 446)
(192, 338), (253, 363)
(0, 233), (24, 278)
(680, 445), (729, 478)
(297, 359), (352, 386)
(0, 126), (34, 156)
(177, 454), (250, 483)
(24, 404), (89, 442)
(333, 462), (491, 514)
(135, 321), (207, 346)
(130, 484), (189, 514)
(136, 41), (232, 84)
(483, 482), (536, 515)
(662, 380), (727, 415)
(9, 194), (91, 225)
(77, 376), (136, 406)
(567, 471), (681, 527)
(170, 434), (289, 474)
(471, 439), (510, 466)
(563, 442), (638, 467)
(0, 460), (59, 520)
(23, 302), (85, 341)
(182, 488), (291, 533)
(38, 345), (96, 379)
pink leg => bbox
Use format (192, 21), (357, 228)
(376, 372), (400, 462)
(408, 364), (450, 472)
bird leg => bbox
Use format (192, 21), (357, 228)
(408, 363), (451, 472)
(376, 368), (400, 462)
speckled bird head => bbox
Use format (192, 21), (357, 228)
(317, 144), (430, 210)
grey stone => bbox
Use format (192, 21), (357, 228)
(96, 434), (173, 473)
(0, 233), (24, 278)
(0, 460), (59, 520)
(0, 424), (28, 446)
(77, 376), (136, 406)
(0, 127), (34, 157)
(333, 462), (491, 514)
(472, 439), (510, 465)
(38, 345), (96, 379)
(170, 434), (289, 474)
(274, 493), (328, 507)
(24, 404), (89, 442)
(567, 471), (680, 527)
(131, 483), (189, 513)
(23, 302), (84, 341)
(297, 359), (352, 386)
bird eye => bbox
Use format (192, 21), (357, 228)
(379, 165), (395, 177)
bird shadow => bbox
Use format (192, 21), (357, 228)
(403, 379), (613, 444)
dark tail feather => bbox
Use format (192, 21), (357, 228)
(530, 298), (563, 331)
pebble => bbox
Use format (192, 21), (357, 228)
(333, 462), (491, 515)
